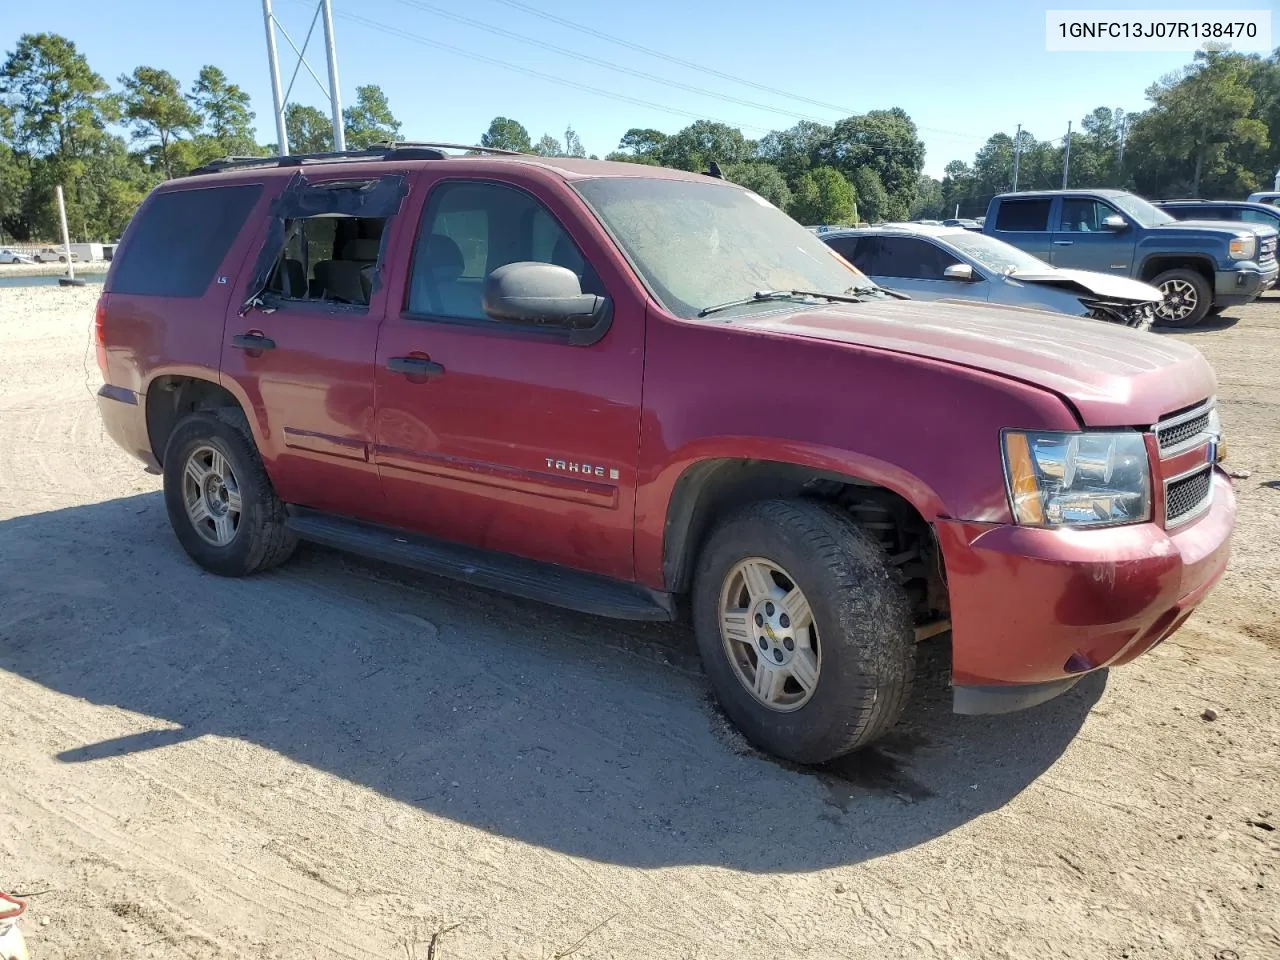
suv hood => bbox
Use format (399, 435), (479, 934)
(746, 300), (1214, 427)
(1153, 219), (1278, 239)
(1007, 268), (1162, 302)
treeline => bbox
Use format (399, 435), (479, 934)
(0, 33), (402, 242)
(3, 32), (1279, 243)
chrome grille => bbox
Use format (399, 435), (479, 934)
(1158, 412), (1210, 452)
(1166, 468), (1212, 526)
(1261, 236), (1276, 262)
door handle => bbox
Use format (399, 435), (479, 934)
(1052, 240), (1074, 246)
(386, 356), (445, 379)
(232, 333), (276, 350)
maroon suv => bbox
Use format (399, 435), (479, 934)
(95, 144), (1235, 763)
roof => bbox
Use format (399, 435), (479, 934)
(994, 188), (1128, 198)
(819, 223), (969, 238)
(1157, 198), (1280, 211)
(176, 144), (722, 188)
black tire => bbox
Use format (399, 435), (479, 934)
(162, 409), (297, 576)
(692, 499), (915, 764)
(1151, 268), (1212, 327)
(58, 255), (67, 263)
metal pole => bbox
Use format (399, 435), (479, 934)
(1274, 165), (1280, 191)
(1062, 121), (1072, 189)
(1011, 123), (1022, 192)
(321, 0), (345, 151)
(263, 0), (289, 155)
(56, 185), (75, 281)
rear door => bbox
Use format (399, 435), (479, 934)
(371, 172), (646, 580)
(219, 172), (411, 520)
(1050, 196), (1137, 274)
(989, 197), (1054, 261)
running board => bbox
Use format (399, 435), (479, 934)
(285, 508), (675, 622)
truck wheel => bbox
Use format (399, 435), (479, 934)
(58, 255), (67, 263)
(692, 499), (915, 764)
(1151, 268), (1212, 327)
(162, 410), (297, 577)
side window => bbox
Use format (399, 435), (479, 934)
(111, 184), (261, 297)
(994, 198), (1051, 232)
(1058, 199), (1118, 233)
(266, 214), (386, 306)
(1162, 206), (1194, 220)
(1239, 209), (1277, 225)
(408, 180), (604, 323)
(875, 237), (959, 280)
(826, 236), (873, 273)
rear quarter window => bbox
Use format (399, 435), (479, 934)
(110, 184), (262, 297)
(994, 198), (1051, 232)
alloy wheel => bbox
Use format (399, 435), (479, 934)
(1156, 278), (1199, 323)
(182, 444), (242, 546)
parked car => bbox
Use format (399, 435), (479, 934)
(94, 145), (1234, 763)
(1246, 190), (1280, 206)
(32, 246), (79, 263)
(984, 189), (1278, 326)
(941, 218), (982, 230)
(1156, 199), (1280, 235)
(820, 224), (1161, 328)
(0, 248), (35, 264)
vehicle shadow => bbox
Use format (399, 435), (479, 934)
(1153, 314), (1241, 334)
(0, 493), (1104, 873)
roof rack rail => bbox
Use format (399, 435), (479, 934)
(186, 141), (527, 177)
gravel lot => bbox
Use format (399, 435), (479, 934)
(1, 283), (1277, 959)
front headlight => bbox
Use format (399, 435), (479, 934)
(1228, 234), (1257, 260)
(1002, 430), (1151, 527)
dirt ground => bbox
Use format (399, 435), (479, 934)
(1, 283), (1277, 960)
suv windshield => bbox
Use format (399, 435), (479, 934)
(1110, 193), (1176, 227)
(574, 176), (871, 318)
(943, 230), (1050, 275)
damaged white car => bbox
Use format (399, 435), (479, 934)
(821, 224), (1161, 330)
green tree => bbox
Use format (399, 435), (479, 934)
(563, 125), (585, 158)
(533, 133), (562, 156)
(0, 33), (115, 157)
(788, 166), (854, 225)
(660, 120), (753, 171)
(119, 66), (200, 178)
(481, 116), (531, 153)
(814, 109), (924, 215)
(909, 174), (944, 219)
(188, 65), (256, 156)
(285, 103), (333, 154)
(756, 120), (831, 183)
(617, 127), (667, 161)
(849, 166), (895, 222)
(604, 149), (658, 165)
(343, 84), (401, 148)
(723, 161), (791, 209)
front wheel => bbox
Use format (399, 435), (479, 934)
(162, 410), (297, 576)
(692, 499), (915, 764)
(1152, 268), (1212, 327)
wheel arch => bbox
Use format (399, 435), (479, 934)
(144, 373), (248, 466)
(1137, 254), (1215, 290)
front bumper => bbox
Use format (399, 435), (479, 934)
(937, 470), (1235, 714)
(1214, 261), (1278, 306)
(96, 384), (159, 470)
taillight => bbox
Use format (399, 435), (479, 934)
(94, 293), (109, 379)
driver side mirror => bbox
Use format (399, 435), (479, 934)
(1101, 214), (1128, 231)
(943, 263), (975, 281)
(482, 262), (611, 345)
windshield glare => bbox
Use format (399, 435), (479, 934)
(574, 176), (871, 318)
(1110, 193), (1175, 227)
(943, 230), (1052, 275)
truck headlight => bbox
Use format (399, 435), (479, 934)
(1002, 430), (1151, 527)
(1228, 234), (1257, 260)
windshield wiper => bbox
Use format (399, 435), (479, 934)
(796, 285), (913, 302)
(697, 290), (822, 317)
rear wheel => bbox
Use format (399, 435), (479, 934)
(1151, 268), (1212, 327)
(692, 499), (915, 764)
(162, 410), (296, 576)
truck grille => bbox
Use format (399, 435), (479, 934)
(1157, 411), (1210, 452)
(1260, 235), (1276, 264)
(1165, 468), (1213, 526)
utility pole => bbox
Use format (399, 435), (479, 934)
(1062, 120), (1072, 189)
(320, 0), (345, 152)
(262, 0), (289, 155)
(1117, 115), (1128, 169)
(1011, 123), (1022, 192)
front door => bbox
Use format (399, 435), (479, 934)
(1050, 197), (1137, 274)
(863, 235), (988, 302)
(372, 175), (645, 580)
(220, 174), (410, 520)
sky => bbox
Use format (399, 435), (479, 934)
(4, 0), (1271, 176)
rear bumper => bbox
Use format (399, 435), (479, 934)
(1214, 261), (1278, 305)
(96, 384), (158, 470)
(938, 470), (1235, 713)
